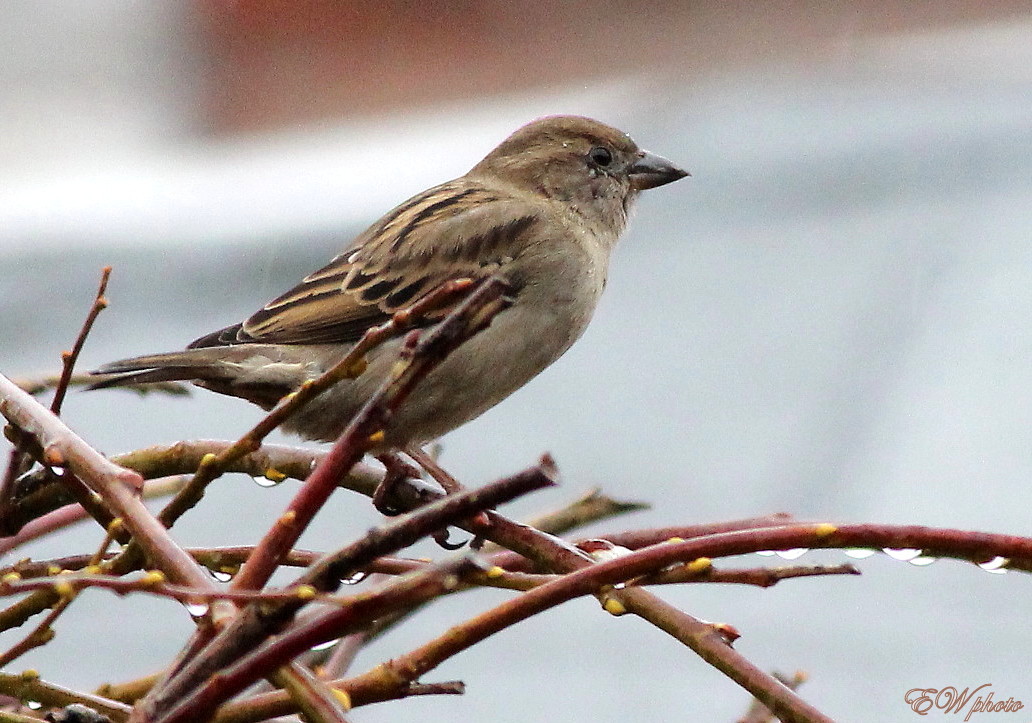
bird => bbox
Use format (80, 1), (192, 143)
(91, 115), (687, 453)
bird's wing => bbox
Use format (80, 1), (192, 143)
(190, 180), (539, 348)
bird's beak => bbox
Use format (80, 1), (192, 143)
(628, 150), (690, 190)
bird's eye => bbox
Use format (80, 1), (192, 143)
(589, 146), (613, 167)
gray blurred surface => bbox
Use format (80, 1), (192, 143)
(2, 11), (1032, 723)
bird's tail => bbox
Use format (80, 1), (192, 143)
(87, 345), (308, 409)
(88, 349), (230, 389)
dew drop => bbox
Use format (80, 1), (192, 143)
(755, 550), (776, 557)
(185, 601), (210, 617)
(210, 569), (234, 583)
(978, 556), (1009, 574)
(310, 638), (340, 652)
(843, 548), (876, 559)
(341, 571), (368, 586)
(883, 548), (922, 561)
(775, 548), (809, 560)
(26, 701), (42, 710)
(252, 476), (281, 488)
(908, 555), (937, 567)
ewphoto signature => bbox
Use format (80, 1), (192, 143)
(905, 684), (1024, 720)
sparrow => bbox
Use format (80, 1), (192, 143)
(91, 115), (687, 450)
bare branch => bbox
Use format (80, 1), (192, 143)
(147, 461), (553, 723)
(0, 374), (215, 592)
(50, 266), (112, 417)
(739, 670), (810, 723)
(266, 665), (351, 723)
(0, 672), (130, 722)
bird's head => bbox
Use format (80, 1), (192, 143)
(472, 115), (688, 227)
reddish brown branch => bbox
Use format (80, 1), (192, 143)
(145, 457), (552, 722)
(740, 671), (810, 723)
(333, 521), (842, 723)
(486, 514), (800, 571)
(2, 442), (351, 540)
(2, 547), (419, 581)
(162, 557), (482, 723)
(210, 678), (464, 723)
(605, 522), (1032, 574)
(641, 561), (861, 587)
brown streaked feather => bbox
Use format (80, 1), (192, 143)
(192, 179), (540, 347)
(188, 323), (244, 348)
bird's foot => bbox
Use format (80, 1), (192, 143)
(371, 452), (422, 516)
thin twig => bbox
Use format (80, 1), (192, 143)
(640, 561), (861, 587)
(317, 627), (373, 681)
(0, 594), (72, 669)
(95, 676), (161, 706)
(3, 442), (340, 538)
(209, 679), (464, 723)
(14, 373), (189, 397)
(486, 514), (802, 572)
(267, 665), (351, 723)
(2, 547), (423, 581)
(50, 266), (112, 416)
(619, 587), (831, 723)
(0, 474), (185, 557)
(0, 573), (361, 608)
(523, 487), (649, 535)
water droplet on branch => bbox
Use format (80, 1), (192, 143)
(883, 548), (922, 561)
(977, 556), (1009, 574)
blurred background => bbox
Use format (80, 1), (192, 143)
(2, 1), (1031, 720)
